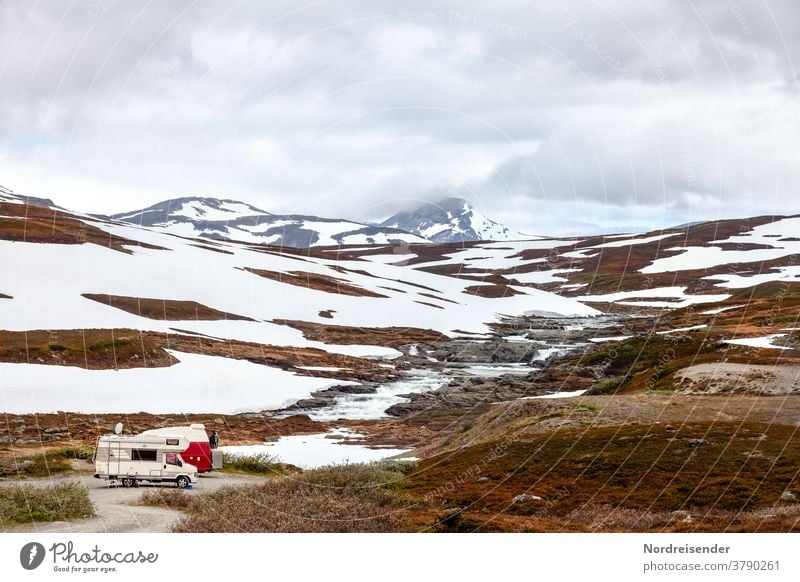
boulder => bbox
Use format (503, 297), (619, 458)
(670, 510), (693, 524)
(512, 494), (542, 504)
(687, 438), (709, 448)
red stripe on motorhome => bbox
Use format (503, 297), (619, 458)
(182, 441), (213, 473)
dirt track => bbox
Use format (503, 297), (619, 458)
(676, 362), (800, 395)
(1, 468), (268, 533)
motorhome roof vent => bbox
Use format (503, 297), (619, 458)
(189, 424), (205, 430)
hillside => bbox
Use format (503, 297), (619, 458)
(112, 197), (427, 247)
(4, 192), (800, 415)
(0, 195), (595, 415)
(3, 192), (800, 533)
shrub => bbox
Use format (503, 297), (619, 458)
(219, 451), (294, 475)
(574, 403), (599, 412)
(0, 446), (94, 478)
(588, 376), (626, 395)
(0, 482), (95, 525)
(173, 462), (416, 533)
(138, 488), (195, 510)
(58, 446), (94, 460)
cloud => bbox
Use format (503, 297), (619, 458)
(0, 0), (798, 234)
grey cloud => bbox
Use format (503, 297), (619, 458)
(1, 0), (799, 234)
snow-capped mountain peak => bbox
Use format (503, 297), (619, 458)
(113, 196), (271, 225)
(112, 196), (426, 248)
(380, 197), (528, 243)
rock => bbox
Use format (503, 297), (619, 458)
(476, 476), (490, 482)
(44, 426), (69, 434)
(780, 491), (798, 502)
(213, 418), (225, 425)
(0, 435), (11, 444)
(512, 494), (542, 504)
(15, 424), (38, 434)
(670, 510), (693, 524)
(687, 438), (709, 448)
(14, 438), (39, 446)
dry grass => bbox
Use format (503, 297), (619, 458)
(243, 268), (387, 298)
(218, 451), (297, 475)
(0, 482), (95, 525)
(138, 488), (195, 510)
(0, 202), (165, 254)
(0, 327), (390, 380)
(82, 294), (254, 321)
(403, 420), (800, 532)
(0, 446), (94, 479)
(0, 328), (176, 369)
(273, 319), (447, 348)
(172, 462), (418, 533)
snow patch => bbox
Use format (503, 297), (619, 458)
(221, 428), (411, 469)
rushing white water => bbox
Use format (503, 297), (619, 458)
(453, 364), (537, 377)
(221, 428), (412, 469)
(306, 371), (450, 421)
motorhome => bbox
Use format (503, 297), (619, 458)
(138, 424), (223, 474)
(94, 432), (199, 488)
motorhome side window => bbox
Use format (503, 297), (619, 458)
(131, 449), (158, 462)
(165, 453), (181, 466)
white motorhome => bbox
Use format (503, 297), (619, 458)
(94, 432), (199, 488)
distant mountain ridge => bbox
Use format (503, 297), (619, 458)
(111, 197), (427, 248)
(380, 197), (528, 243)
(4, 185), (528, 247)
(0, 184), (60, 209)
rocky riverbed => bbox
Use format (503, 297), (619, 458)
(279, 314), (636, 418)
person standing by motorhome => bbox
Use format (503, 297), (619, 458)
(209, 430), (219, 449)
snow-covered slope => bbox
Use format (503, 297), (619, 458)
(112, 197), (427, 248)
(380, 197), (529, 243)
(640, 216), (800, 274)
(0, 216), (597, 338)
(0, 196), (601, 412)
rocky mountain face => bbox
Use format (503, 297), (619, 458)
(112, 197), (427, 248)
(19, 192), (528, 247)
(380, 197), (527, 243)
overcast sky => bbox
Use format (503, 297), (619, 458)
(1, 0), (799, 235)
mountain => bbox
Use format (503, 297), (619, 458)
(112, 197), (427, 248)
(3, 183), (800, 536)
(0, 184), (59, 209)
(380, 197), (528, 243)
(0, 194), (598, 414)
